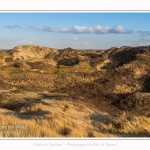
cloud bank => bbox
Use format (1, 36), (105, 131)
(138, 31), (150, 37)
(3, 25), (22, 29)
(28, 25), (134, 34)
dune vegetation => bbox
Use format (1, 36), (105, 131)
(0, 45), (150, 137)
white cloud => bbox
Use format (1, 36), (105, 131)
(110, 25), (134, 34)
(71, 25), (94, 34)
(28, 25), (133, 34)
(93, 25), (110, 34)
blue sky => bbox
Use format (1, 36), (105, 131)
(0, 12), (150, 49)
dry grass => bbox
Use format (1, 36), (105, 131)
(0, 91), (150, 137)
(0, 113), (59, 137)
(99, 113), (150, 137)
(0, 91), (113, 137)
(19, 103), (43, 115)
(0, 109), (94, 137)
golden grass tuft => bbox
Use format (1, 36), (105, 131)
(19, 103), (43, 115)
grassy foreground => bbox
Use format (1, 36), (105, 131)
(0, 91), (150, 137)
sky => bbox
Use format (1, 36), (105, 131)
(0, 12), (150, 49)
